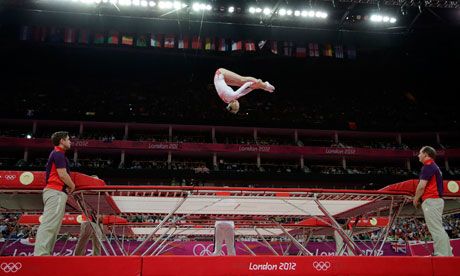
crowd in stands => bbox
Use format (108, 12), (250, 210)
(1, 126), (452, 152)
(449, 167), (460, 176)
(330, 141), (410, 150)
(359, 215), (460, 243)
(171, 135), (211, 144)
(130, 134), (169, 142)
(0, 214), (34, 242)
(2, 156), (460, 178)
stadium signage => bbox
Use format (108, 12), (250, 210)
(74, 140), (89, 147)
(248, 261), (297, 271)
(238, 145), (271, 152)
(148, 143), (179, 150)
(325, 148), (356, 155)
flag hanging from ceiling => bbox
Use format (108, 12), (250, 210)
(270, 41), (278, 54)
(150, 34), (163, 47)
(136, 34), (148, 47)
(78, 30), (90, 44)
(245, 40), (256, 51)
(323, 44), (333, 57)
(108, 31), (119, 45)
(309, 43), (319, 57)
(64, 28), (76, 43)
(164, 34), (175, 48)
(231, 40), (242, 51)
(20, 26), (31, 41)
(122, 35), (134, 46)
(295, 46), (307, 58)
(178, 36), (189, 49)
(334, 45), (344, 58)
(94, 33), (105, 44)
(192, 36), (202, 49)
(217, 38), (228, 51)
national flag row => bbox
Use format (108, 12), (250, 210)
(19, 26), (357, 59)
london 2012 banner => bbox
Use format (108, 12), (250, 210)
(1, 240), (407, 256)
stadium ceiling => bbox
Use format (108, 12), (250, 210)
(325, 0), (458, 9)
(1, 0), (459, 33)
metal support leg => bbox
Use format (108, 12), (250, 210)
(313, 195), (361, 256)
(121, 225), (126, 254)
(58, 235), (69, 256)
(110, 226), (128, 256)
(143, 226), (174, 256)
(131, 194), (188, 255)
(152, 227), (177, 256)
(254, 227), (279, 256)
(376, 199), (406, 255)
(155, 241), (175, 256)
(154, 226), (191, 255)
(74, 193), (111, 256)
(276, 223), (312, 256)
(96, 192), (119, 256)
(103, 228), (118, 256)
(283, 242), (293, 256)
(241, 241), (256, 256)
(300, 230), (313, 255)
(369, 197), (396, 255)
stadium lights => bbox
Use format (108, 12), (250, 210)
(119, 0), (132, 6)
(192, 2), (212, 11)
(66, 1), (329, 19)
(274, 8), (328, 19)
(370, 14), (397, 24)
(158, 1), (186, 10)
(158, 1), (173, 9)
(176, 1), (186, 9)
(248, 6), (266, 14)
(71, 0), (186, 9)
(79, 0), (99, 4)
(315, 11), (328, 19)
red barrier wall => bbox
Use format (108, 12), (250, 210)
(0, 256), (142, 276)
(2, 256), (458, 276)
(141, 256), (433, 276)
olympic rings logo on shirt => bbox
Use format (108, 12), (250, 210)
(0, 262), (22, 273)
(312, 261), (331, 271)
